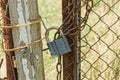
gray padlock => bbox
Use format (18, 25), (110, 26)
(45, 27), (71, 56)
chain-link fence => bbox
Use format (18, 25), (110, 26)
(56, 0), (92, 80)
(81, 0), (120, 80)
(56, 0), (120, 80)
(0, 0), (120, 80)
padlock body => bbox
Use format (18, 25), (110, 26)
(47, 36), (71, 56)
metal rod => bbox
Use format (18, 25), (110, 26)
(76, 0), (81, 80)
(1, 0), (17, 80)
(62, 0), (78, 80)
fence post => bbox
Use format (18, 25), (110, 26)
(8, 0), (45, 80)
(76, 0), (80, 80)
(62, 0), (80, 80)
(1, 0), (16, 80)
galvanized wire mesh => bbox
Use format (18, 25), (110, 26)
(81, 0), (120, 80)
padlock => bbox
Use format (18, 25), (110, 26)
(45, 27), (71, 56)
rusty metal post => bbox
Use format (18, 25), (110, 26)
(1, 0), (16, 80)
(76, 0), (80, 80)
(62, 0), (80, 80)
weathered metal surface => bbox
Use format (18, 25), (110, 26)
(1, 0), (16, 80)
(47, 35), (71, 56)
(62, 0), (78, 80)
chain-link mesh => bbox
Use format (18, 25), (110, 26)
(56, 0), (120, 80)
(0, 0), (120, 80)
(81, 0), (120, 80)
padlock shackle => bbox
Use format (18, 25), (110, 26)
(45, 26), (59, 42)
(45, 27), (58, 37)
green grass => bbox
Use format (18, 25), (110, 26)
(38, 0), (62, 80)
(38, 0), (62, 27)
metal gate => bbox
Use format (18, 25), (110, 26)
(0, 0), (120, 80)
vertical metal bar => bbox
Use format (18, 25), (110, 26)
(62, 0), (78, 80)
(76, 0), (80, 80)
(1, 0), (16, 80)
(62, 0), (73, 79)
